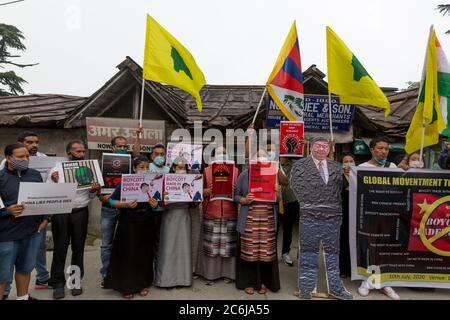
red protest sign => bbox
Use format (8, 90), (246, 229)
(211, 161), (235, 201)
(249, 160), (278, 202)
(280, 121), (304, 157)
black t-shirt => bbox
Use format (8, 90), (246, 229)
(0, 167), (44, 242)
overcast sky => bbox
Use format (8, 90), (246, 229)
(2, 0), (450, 97)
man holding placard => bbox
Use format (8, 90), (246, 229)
(0, 144), (47, 300)
(47, 140), (101, 299)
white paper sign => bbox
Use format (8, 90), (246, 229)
(57, 160), (104, 190)
(166, 143), (203, 170)
(29, 156), (66, 181)
(120, 173), (164, 203)
(0, 196), (4, 210)
(17, 182), (77, 216)
(164, 174), (203, 203)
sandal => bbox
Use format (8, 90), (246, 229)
(123, 293), (134, 300)
(139, 288), (149, 297)
(258, 284), (267, 294)
(244, 287), (254, 295)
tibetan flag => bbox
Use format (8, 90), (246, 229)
(326, 26), (390, 116)
(266, 21), (305, 121)
(405, 27), (447, 154)
(143, 15), (206, 111)
(436, 36), (450, 138)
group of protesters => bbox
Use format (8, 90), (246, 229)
(0, 128), (446, 300)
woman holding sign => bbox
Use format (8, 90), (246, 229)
(104, 156), (159, 299)
(196, 147), (239, 284)
(234, 148), (281, 295)
(154, 157), (196, 288)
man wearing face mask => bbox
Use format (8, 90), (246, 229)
(290, 137), (353, 300)
(358, 137), (400, 300)
(0, 144), (46, 300)
(47, 140), (100, 299)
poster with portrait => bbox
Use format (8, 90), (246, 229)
(57, 160), (104, 190)
(101, 153), (131, 194)
(211, 161), (235, 201)
(164, 174), (203, 203)
(249, 160), (278, 202)
(166, 143), (203, 170)
(280, 121), (304, 157)
(120, 173), (164, 203)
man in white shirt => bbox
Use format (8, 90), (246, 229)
(47, 140), (100, 300)
(357, 136), (400, 300)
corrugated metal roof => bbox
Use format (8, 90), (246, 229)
(0, 94), (86, 127)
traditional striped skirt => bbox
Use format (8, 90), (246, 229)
(240, 204), (276, 263)
(202, 217), (237, 258)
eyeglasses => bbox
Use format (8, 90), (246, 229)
(313, 144), (330, 150)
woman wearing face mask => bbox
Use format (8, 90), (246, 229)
(154, 157), (194, 288)
(103, 156), (159, 299)
(196, 147), (239, 285)
(234, 148), (281, 295)
(339, 154), (356, 278)
(406, 152), (425, 169)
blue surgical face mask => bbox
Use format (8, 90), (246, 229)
(374, 156), (386, 166)
(114, 149), (128, 155)
(153, 155), (165, 167)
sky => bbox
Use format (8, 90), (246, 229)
(1, 0), (450, 97)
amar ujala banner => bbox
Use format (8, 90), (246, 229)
(164, 174), (203, 203)
(57, 160), (104, 190)
(211, 161), (235, 201)
(249, 161), (278, 203)
(120, 173), (164, 203)
(101, 153), (131, 194)
(280, 121), (304, 157)
(349, 167), (450, 289)
(166, 143), (203, 170)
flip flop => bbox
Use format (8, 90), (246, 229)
(139, 288), (149, 297)
(244, 287), (254, 295)
(258, 285), (267, 295)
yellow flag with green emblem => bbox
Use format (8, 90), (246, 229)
(326, 26), (390, 116)
(143, 15), (206, 111)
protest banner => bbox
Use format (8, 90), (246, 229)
(101, 153), (131, 194)
(57, 160), (104, 190)
(349, 167), (450, 289)
(86, 117), (165, 153)
(164, 174), (203, 203)
(17, 182), (77, 216)
(249, 160), (278, 202)
(120, 173), (164, 203)
(280, 121), (304, 157)
(166, 143), (203, 170)
(211, 161), (235, 201)
(265, 95), (355, 131)
(29, 156), (66, 181)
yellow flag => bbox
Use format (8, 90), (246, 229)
(143, 15), (206, 111)
(405, 28), (446, 155)
(326, 27), (390, 116)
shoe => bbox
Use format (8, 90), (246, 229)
(223, 278), (233, 284)
(358, 281), (371, 297)
(244, 287), (254, 295)
(71, 287), (83, 296)
(282, 253), (294, 267)
(381, 287), (400, 300)
(2, 295), (8, 301)
(53, 287), (65, 300)
(205, 280), (214, 286)
(27, 295), (39, 300)
(329, 289), (353, 300)
(299, 293), (312, 300)
(100, 279), (105, 289)
(35, 279), (50, 290)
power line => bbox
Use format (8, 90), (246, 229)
(0, 0), (25, 6)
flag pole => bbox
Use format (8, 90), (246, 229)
(328, 91), (335, 154)
(419, 119), (426, 164)
(139, 76), (146, 129)
(252, 88), (267, 126)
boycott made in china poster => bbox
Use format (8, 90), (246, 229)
(120, 173), (164, 203)
(349, 167), (450, 289)
(164, 174), (203, 203)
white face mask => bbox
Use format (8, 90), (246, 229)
(267, 151), (277, 161)
(343, 162), (355, 169)
(409, 161), (423, 169)
(258, 157), (269, 162)
(136, 170), (149, 174)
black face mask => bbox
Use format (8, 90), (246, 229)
(70, 155), (84, 161)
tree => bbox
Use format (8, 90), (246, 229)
(437, 4), (450, 34)
(402, 81), (420, 91)
(0, 23), (37, 96)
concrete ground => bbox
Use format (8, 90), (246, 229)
(8, 225), (450, 301)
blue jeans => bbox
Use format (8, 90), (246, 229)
(298, 217), (347, 297)
(100, 206), (119, 278)
(0, 232), (41, 295)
